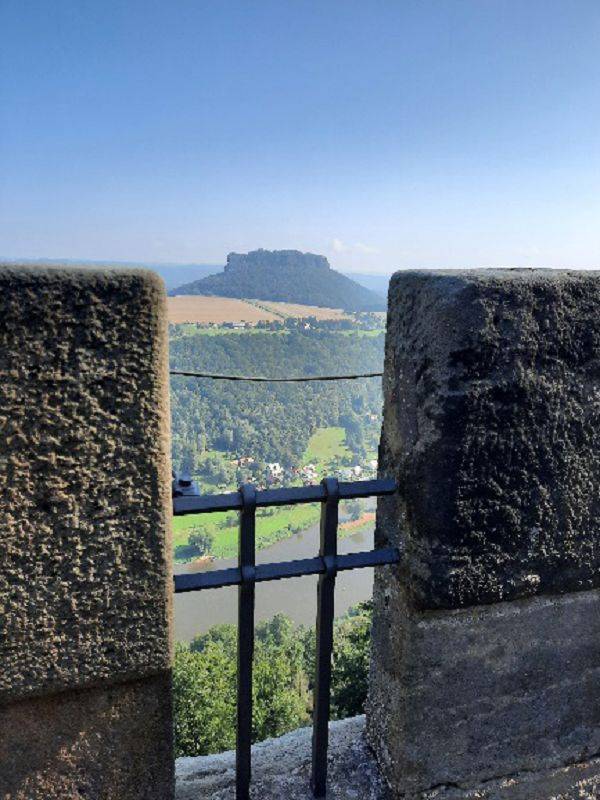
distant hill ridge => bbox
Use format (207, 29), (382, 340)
(170, 249), (386, 312)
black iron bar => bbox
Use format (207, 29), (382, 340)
(171, 477), (399, 799)
(311, 478), (340, 797)
(174, 547), (401, 593)
(173, 478), (396, 516)
(236, 484), (256, 800)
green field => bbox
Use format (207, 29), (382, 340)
(303, 426), (351, 466)
(173, 426), (367, 561)
(173, 503), (321, 561)
(171, 324), (283, 338)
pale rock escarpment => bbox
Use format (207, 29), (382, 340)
(176, 716), (387, 800)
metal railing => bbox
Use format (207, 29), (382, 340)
(173, 476), (400, 799)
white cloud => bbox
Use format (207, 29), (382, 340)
(331, 238), (380, 256)
(354, 242), (380, 255)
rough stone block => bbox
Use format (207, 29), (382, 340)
(175, 715), (386, 800)
(379, 269), (600, 610)
(368, 586), (600, 798)
(0, 265), (172, 702)
(0, 674), (173, 800)
(369, 270), (600, 799)
(0, 265), (173, 798)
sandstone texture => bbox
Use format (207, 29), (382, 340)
(175, 715), (600, 800)
(0, 265), (172, 701)
(370, 270), (600, 799)
(378, 269), (600, 609)
(0, 265), (173, 798)
(0, 674), (174, 800)
(418, 762), (600, 800)
(368, 587), (600, 797)
(176, 715), (387, 800)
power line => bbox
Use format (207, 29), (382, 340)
(169, 369), (383, 383)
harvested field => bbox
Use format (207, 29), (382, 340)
(167, 295), (280, 324)
(248, 299), (351, 320)
(168, 295), (352, 324)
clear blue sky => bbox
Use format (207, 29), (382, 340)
(1, 0), (599, 273)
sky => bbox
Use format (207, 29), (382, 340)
(1, 0), (600, 274)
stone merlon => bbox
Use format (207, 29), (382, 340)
(369, 268), (600, 800)
(0, 265), (174, 799)
(378, 269), (600, 610)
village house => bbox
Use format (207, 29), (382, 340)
(266, 462), (284, 481)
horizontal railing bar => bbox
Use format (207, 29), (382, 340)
(337, 547), (400, 571)
(176, 566), (242, 591)
(174, 546), (401, 593)
(173, 478), (396, 516)
(174, 491), (241, 514)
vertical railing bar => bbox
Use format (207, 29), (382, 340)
(311, 476), (340, 797)
(236, 483), (256, 800)
(171, 478), (398, 798)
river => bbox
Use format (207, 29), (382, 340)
(174, 522), (375, 641)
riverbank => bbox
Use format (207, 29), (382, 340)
(173, 503), (322, 562)
(339, 511), (376, 536)
(173, 522), (375, 640)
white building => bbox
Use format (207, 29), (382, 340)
(267, 462), (284, 479)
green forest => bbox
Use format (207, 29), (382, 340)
(174, 602), (372, 757)
(170, 324), (385, 475)
(170, 318), (382, 756)
(169, 319), (385, 560)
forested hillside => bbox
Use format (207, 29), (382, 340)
(170, 325), (385, 472)
(174, 603), (372, 756)
(171, 249), (385, 312)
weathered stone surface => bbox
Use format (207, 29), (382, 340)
(370, 270), (600, 799)
(368, 587), (600, 797)
(0, 265), (172, 702)
(0, 674), (174, 800)
(379, 269), (600, 609)
(0, 265), (174, 797)
(175, 715), (388, 800)
(175, 715), (600, 800)
(418, 760), (600, 800)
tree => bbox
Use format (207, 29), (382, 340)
(252, 640), (309, 741)
(173, 641), (236, 757)
(176, 616), (311, 756)
(173, 605), (374, 757)
(330, 601), (372, 718)
(186, 527), (215, 556)
(169, 327), (384, 473)
(346, 499), (362, 521)
(191, 622), (237, 655)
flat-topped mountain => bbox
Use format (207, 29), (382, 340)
(170, 249), (386, 312)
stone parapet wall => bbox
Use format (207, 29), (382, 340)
(0, 265), (173, 799)
(175, 715), (386, 800)
(369, 270), (600, 799)
(173, 715), (600, 800)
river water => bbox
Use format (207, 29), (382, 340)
(174, 522), (375, 642)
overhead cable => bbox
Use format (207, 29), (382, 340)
(169, 369), (383, 382)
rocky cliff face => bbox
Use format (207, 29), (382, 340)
(225, 249), (330, 272)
